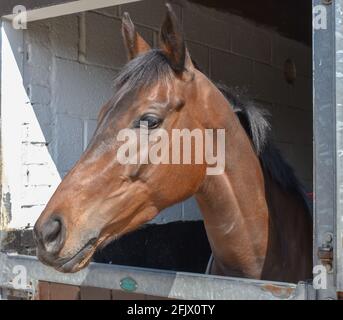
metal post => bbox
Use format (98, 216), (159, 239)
(335, 0), (343, 295)
(313, 0), (337, 299)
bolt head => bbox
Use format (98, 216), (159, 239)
(325, 233), (333, 243)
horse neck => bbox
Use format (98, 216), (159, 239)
(194, 87), (270, 279)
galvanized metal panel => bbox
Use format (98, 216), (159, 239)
(335, 0), (343, 293)
(313, 0), (337, 299)
(0, 253), (313, 300)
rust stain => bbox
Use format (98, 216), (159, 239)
(338, 292), (343, 300)
(262, 284), (295, 299)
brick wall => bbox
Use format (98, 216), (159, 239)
(19, 0), (312, 226)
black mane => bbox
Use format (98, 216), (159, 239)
(216, 84), (271, 156)
(218, 84), (311, 213)
(113, 49), (172, 105)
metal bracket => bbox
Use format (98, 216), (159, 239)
(318, 233), (334, 273)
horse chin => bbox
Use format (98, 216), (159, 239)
(56, 248), (95, 273)
(45, 238), (98, 273)
(53, 234), (114, 273)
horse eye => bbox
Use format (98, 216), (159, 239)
(136, 114), (162, 129)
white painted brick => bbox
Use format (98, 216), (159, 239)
(21, 122), (47, 144)
(120, 0), (181, 29)
(24, 63), (51, 87)
(183, 3), (230, 50)
(21, 185), (56, 207)
(211, 49), (253, 88)
(20, 205), (46, 228)
(26, 43), (51, 70)
(183, 197), (202, 221)
(25, 22), (51, 68)
(26, 21), (50, 48)
(22, 143), (51, 165)
(85, 12), (154, 68)
(23, 164), (60, 186)
(187, 41), (209, 75)
(50, 14), (79, 60)
(52, 57), (117, 119)
(28, 84), (51, 105)
(33, 124), (53, 145)
(85, 12), (126, 68)
(21, 100), (53, 144)
(231, 16), (271, 64)
(55, 113), (84, 173)
(3, 22), (25, 76)
(32, 103), (53, 127)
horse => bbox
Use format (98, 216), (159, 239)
(34, 4), (312, 283)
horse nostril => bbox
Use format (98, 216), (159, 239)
(36, 216), (65, 254)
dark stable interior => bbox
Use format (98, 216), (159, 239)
(190, 0), (312, 45)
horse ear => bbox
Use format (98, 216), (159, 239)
(160, 3), (192, 74)
(122, 12), (151, 60)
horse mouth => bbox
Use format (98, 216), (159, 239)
(46, 238), (98, 273)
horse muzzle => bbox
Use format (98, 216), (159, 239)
(34, 214), (97, 273)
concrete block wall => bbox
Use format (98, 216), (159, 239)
(180, 1), (312, 189)
(20, 0), (312, 226)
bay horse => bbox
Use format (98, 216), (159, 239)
(34, 4), (312, 283)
